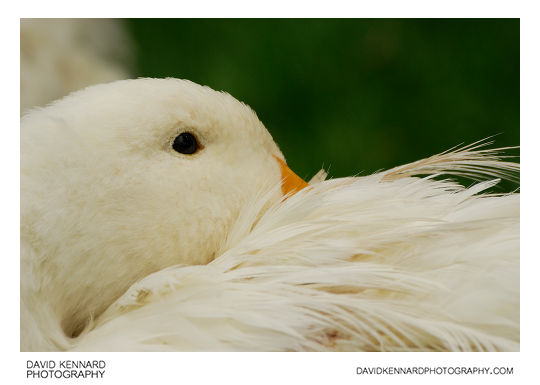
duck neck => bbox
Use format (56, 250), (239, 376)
(20, 294), (68, 351)
(20, 248), (72, 351)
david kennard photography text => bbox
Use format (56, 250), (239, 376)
(26, 360), (106, 379)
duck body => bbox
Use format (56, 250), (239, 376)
(20, 78), (519, 351)
(73, 157), (519, 351)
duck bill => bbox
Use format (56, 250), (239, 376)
(273, 156), (309, 197)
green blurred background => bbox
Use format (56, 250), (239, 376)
(126, 19), (519, 181)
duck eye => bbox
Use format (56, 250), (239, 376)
(172, 132), (199, 154)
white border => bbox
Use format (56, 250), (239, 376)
(5, 2), (537, 384)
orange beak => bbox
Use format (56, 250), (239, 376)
(273, 156), (309, 197)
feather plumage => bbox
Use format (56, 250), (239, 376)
(69, 144), (519, 351)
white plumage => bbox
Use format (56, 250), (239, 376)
(20, 78), (519, 352)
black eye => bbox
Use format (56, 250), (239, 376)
(172, 132), (199, 154)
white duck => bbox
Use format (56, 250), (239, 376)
(21, 78), (519, 352)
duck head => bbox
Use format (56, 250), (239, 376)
(20, 78), (307, 349)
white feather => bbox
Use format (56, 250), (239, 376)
(70, 144), (519, 352)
